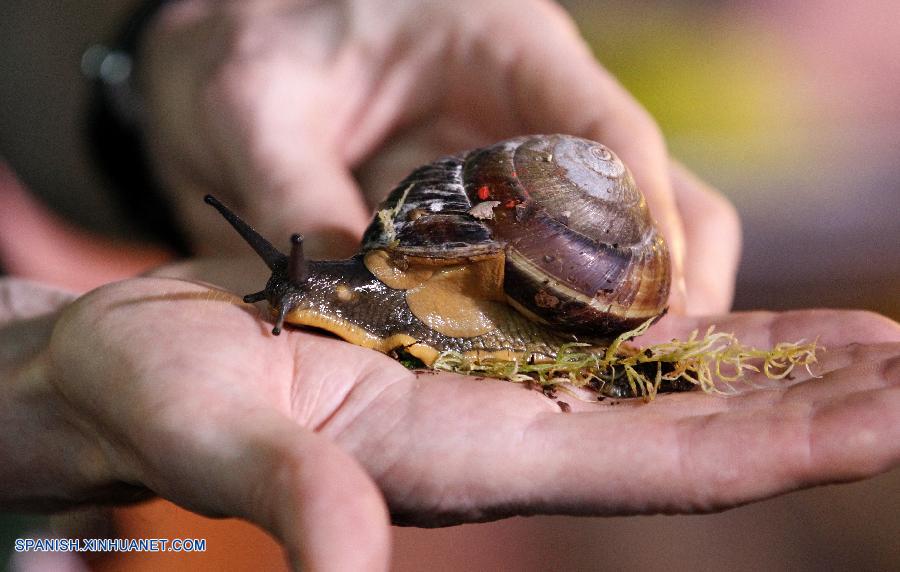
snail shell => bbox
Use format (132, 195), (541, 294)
(206, 134), (670, 365)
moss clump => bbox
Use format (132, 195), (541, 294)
(432, 319), (820, 400)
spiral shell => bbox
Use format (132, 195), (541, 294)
(361, 134), (670, 337)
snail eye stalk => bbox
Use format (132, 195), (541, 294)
(204, 195), (286, 271)
(288, 233), (309, 285)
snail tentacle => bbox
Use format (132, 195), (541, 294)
(272, 302), (289, 336)
(243, 291), (268, 304)
(288, 233), (309, 285)
(203, 194), (286, 271)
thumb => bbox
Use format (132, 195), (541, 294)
(669, 160), (742, 314)
(200, 55), (374, 259)
(144, 55), (373, 258)
(241, 154), (373, 260)
(157, 147), (372, 261)
(146, 411), (392, 572)
(232, 415), (390, 572)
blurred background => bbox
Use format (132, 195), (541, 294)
(2, 0), (898, 570)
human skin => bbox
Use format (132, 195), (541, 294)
(2, 274), (899, 571)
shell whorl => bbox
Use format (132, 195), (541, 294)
(361, 134), (671, 337)
(361, 156), (502, 260)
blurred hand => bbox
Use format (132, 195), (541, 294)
(8, 274), (895, 570)
(140, 0), (739, 313)
(0, 162), (172, 292)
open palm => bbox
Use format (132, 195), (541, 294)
(49, 276), (900, 570)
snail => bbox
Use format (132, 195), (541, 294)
(205, 134), (670, 370)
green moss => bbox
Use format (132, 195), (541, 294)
(433, 319), (820, 400)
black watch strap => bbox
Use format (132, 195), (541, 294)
(83, 0), (189, 254)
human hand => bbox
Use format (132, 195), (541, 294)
(139, 0), (739, 313)
(21, 274), (897, 570)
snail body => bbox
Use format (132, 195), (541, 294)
(206, 134), (670, 365)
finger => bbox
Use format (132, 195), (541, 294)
(226, 414), (393, 572)
(236, 154), (372, 260)
(172, 59), (373, 259)
(169, 152), (370, 260)
(779, 341), (900, 405)
(524, 374), (900, 515)
(0, 278), (75, 324)
(133, 409), (391, 571)
(141, 5), (374, 258)
(213, 58), (373, 259)
(645, 309), (900, 349)
(485, 2), (688, 311)
(581, 341), (898, 417)
(669, 160), (742, 314)
(615, 310), (900, 413)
